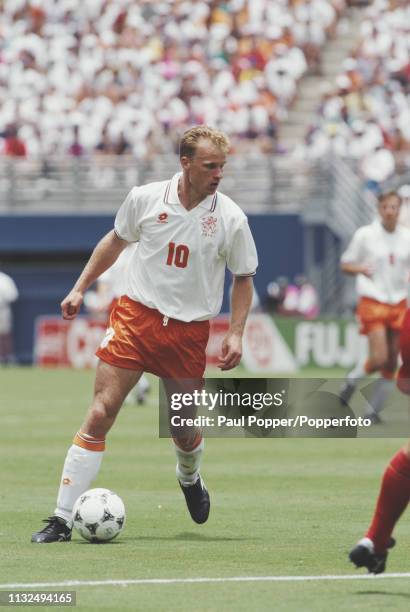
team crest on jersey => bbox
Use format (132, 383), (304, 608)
(201, 215), (217, 237)
(157, 212), (168, 223)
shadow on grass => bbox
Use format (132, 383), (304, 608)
(356, 591), (410, 600)
(137, 531), (254, 542)
(73, 532), (255, 544)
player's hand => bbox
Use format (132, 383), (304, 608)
(361, 263), (376, 278)
(61, 290), (83, 320)
(217, 332), (242, 371)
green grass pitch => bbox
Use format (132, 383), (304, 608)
(0, 367), (409, 611)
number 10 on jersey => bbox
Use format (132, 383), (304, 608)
(166, 242), (189, 268)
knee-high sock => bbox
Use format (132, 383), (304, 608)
(347, 359), (372, 384)
(54, 432), (105, 525)
(366, 449), (410, 553)
(174, 438), (204, 486)
(366, 377), (395, 416)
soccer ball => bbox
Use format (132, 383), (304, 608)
(72, 488), (126, 542)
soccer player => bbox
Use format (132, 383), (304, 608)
(31, 125), (258, 543)
(339, 191), (410, 423)
(349, 440), (410, 573)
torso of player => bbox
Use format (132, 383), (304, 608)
(115, 173), (257, 321)
(342, 220), (410, 304)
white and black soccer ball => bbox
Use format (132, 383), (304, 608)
(72, 488), (126, 542)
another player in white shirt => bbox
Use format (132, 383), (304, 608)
(340, 191), (410, 422)
(32, 125), (258, 543)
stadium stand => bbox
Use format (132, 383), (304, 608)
(297, 0), (410, 193)
(0, 0), (347, 159)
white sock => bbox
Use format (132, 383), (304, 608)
(366, 378), (394, 416)
(174, 439), (204, 486)
(358, 537), (374, 552)
(347, 361), (368, 385)
(54, 444), (104, 526)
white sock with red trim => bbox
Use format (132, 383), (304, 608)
(174, 439), (204, 486)
(54, 433), (105, 526)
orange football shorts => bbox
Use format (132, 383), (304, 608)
(96, 295), (210, 378)
(356, 297), (407, 335)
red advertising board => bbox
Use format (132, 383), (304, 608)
(34, 314), (289, 372)
(34, 316), (231, 369)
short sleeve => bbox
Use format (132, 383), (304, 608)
(114, 187), (141, 242)
(340, 229), (365, 265)
(226, 217), (258, 276)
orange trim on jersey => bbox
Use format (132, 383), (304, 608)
(73, 431), (106, 452)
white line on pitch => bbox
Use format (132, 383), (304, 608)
(1, 574), (410, 589)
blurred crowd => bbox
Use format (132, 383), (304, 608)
(299, 0), (410, 193)
(0, 0), (345, 159)
(265, 274), (319, 318)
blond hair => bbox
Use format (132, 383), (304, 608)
(179, 125), (230, 158)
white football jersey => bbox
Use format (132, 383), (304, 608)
(99, 244), (137, 299)
(341, 220), (410, 304)
(114, 173), (258, 321)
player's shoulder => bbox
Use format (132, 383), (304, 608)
(396, 224), (410, 240)
(215, 190), (247, 222)
(354, 222), (377, 239)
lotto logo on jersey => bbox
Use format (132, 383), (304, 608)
(157, 212), (168, 223)
(201, 215), (217, 237)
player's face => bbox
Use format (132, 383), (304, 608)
(182, 139), (226, 198)
(378, 195), (401, 231)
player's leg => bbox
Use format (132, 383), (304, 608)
(340, 326), (387, 404)
(349, 440), (410, 573)
(364, 328), (398, 423)
(124, 373), (151, 405)
(163, 376), (210, 524)
(397, 308), (410, 394)
(31, 360), (142, 543)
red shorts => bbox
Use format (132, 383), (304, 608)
(356, 297), (407, 335)
(96, 296), (210, 379)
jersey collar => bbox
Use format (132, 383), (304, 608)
(164, 173), (217, 212)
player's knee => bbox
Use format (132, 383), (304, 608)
(89, 396), (117, 427)
(173, 432), (202, 453)
(369, 352), (388, 371)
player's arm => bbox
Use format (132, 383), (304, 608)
(61, 230), (129, 320)
(218, 275), (254, 371)
(340, 228), (373, 277)
(340, 262), (374, 277)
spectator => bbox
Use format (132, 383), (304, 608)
(265, 276), (289, 314)
(68, 125), (84, 158)
(2, 125), (26, 157)
(295, 274), (319, 319)
(360, 144), (396, 195)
